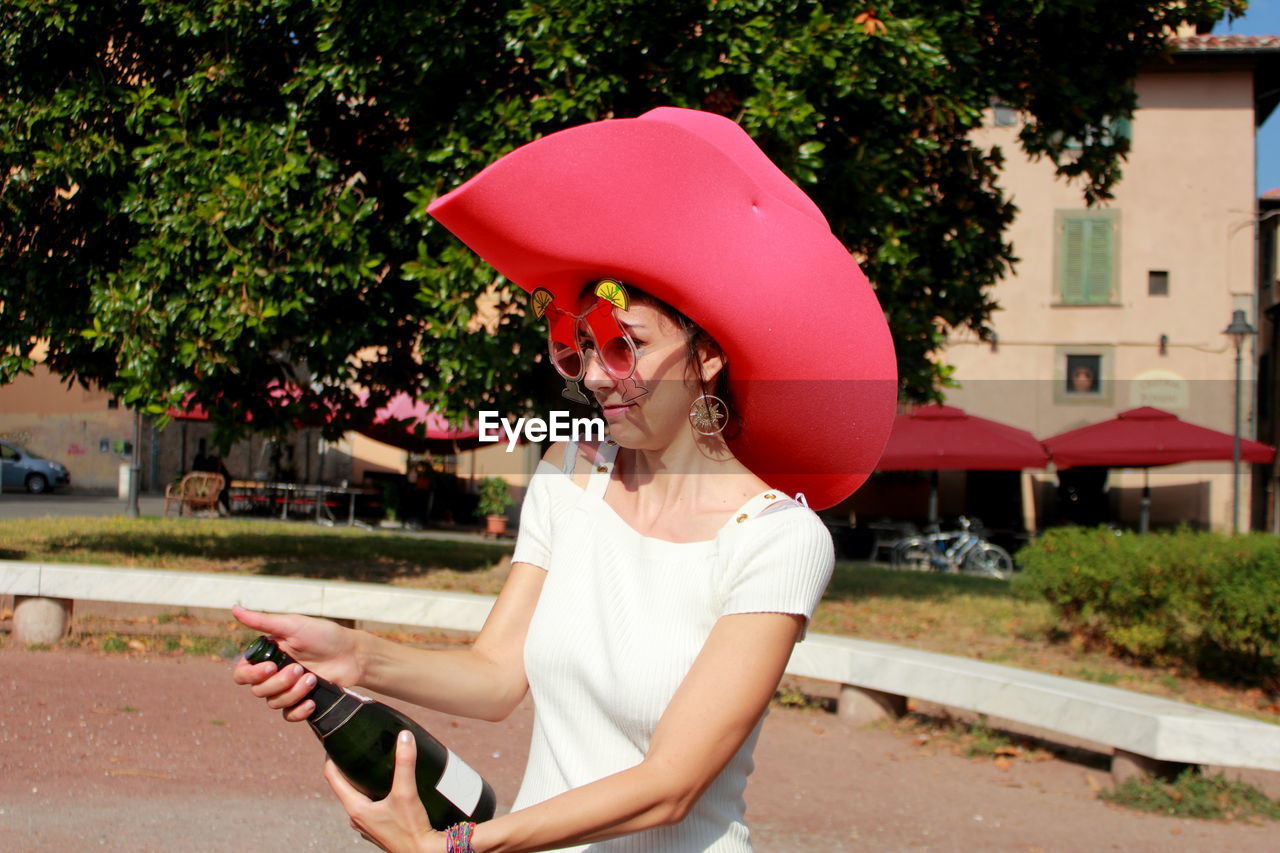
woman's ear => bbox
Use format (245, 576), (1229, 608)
(695, 339), (727, 386)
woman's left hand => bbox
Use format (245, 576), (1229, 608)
(324, 730), (443, 853)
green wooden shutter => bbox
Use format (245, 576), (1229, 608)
(1084, 217), (1113, 302)
(1061, 219), (1087, 303)
(1059, 214), (1114, 304)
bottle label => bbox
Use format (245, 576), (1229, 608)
(436, 750), (484, 816)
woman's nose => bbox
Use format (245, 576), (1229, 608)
(580, 349), (616, 393)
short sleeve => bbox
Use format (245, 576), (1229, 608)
(721, 508), (834, 635)
(511, 462), (560, 570)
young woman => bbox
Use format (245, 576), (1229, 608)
(232, 107), (896, 852)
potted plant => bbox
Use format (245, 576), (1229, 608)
(476, 476), (513, 536)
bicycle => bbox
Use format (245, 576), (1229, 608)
(890, 516), (1014, 580)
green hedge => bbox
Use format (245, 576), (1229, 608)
(1015, 527), (1280, 688)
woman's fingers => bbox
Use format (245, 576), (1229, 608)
(267, 672), (318, 711)
(323, 740), (431, 853)
(231, 607), (352, 680)
(254, 663), (317, 710)
(231, 659), (277, 686)
(283, 700), (316, 723)
(324, 759), (365, 810)
(231, 604), (297, 637)
(232, 659), (315, 719)
(389, 731), (419, 802)
(231, 608), (339, 726)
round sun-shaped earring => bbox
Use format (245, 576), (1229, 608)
(688, 394), (728, 436)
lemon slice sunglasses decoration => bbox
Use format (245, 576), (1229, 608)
(533, 280), (648, 405)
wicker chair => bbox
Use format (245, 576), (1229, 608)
(163, 472), (226, 517)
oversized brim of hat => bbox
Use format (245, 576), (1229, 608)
(428, 107), (896, 509)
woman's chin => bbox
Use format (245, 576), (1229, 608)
(598, 414), (648, 448)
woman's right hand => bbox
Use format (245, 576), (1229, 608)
(230, 605), (364, 722)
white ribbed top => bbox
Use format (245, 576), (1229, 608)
(510, 442), (834, 851)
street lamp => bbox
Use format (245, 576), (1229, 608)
(1224, 309), (1256, 534)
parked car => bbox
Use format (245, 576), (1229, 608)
(0, 440), (71, 494)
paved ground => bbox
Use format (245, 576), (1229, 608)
(0, 492), (168, 519)
(1, 648), (1276, 853)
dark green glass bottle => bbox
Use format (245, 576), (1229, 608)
(242, 636), (496, 830)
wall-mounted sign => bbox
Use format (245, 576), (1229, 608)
(1129, 369), (1189, 410)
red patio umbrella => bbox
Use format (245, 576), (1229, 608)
(165, 386), (332, 427)
(169, 390), (485, 462)
(876, 404), (1051, 522)
(168, 400), (211, 422)
(878, 404), (1050, 471)
(166, 388), (333, 479)
(355, 393), (484, 455)
(1043, 406), (1274, 468)
(1042, 406), (1276, 532)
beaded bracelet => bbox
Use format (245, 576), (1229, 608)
(445, 821), (476, 853)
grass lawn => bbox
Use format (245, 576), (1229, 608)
(2, 515), (1277, 724)
(0, 516), (515, 593)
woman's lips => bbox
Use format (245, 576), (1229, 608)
(600, 403), (632, 420)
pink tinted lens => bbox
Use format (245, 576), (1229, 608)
(550, 339), (583, 379)
(578, 300), (637, 380)
(598, 336), (636, 379)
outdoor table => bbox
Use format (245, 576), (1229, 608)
(229, 481), (370, 525)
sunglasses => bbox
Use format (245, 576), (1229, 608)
(533, 280), (648, 403)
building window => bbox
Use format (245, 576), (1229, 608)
(1148, 270), (1169, 296)
(1065, 354), (1102, 395)
(1055, 210), (1120, 305)
(1060, 116), (1132, 151)
(1055, 346), (1113, 405)
(992, 103), (1018, 127)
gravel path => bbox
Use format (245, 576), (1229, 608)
(1, 648), (1275, 852)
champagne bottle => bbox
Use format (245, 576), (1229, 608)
(242, 635), (496, 830)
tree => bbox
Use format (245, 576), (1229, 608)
(0, 0), (1246, 444)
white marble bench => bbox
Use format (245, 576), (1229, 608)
(0, 560), (495, 639)
(789, 633), (1280, 779)
(4, 560), (1278, 780)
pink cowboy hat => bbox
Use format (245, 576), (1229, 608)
(428, 107), (896, 509)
